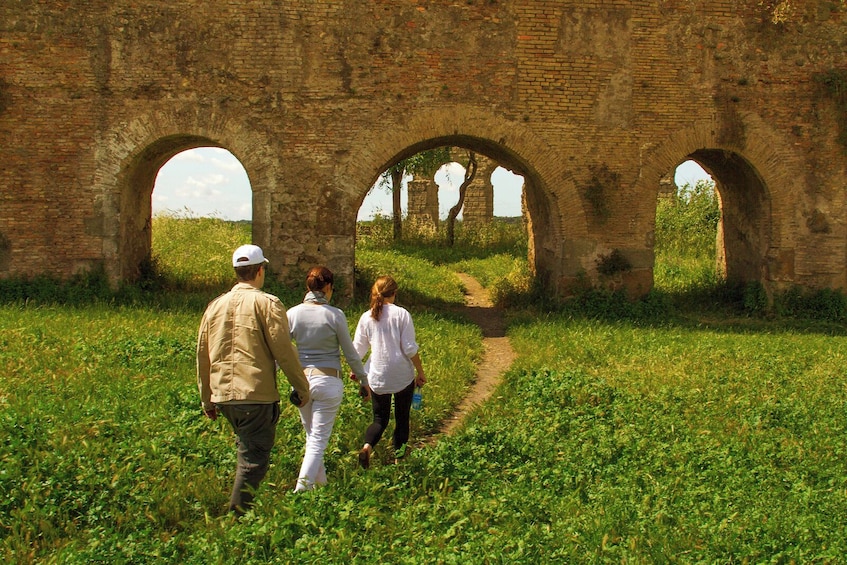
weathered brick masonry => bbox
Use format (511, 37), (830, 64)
(1, 1), (846, 298)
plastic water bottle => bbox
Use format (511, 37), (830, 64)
(412, 386), (423, 410)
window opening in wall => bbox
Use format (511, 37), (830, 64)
(358, 153), (525, 223)
(491, 166), (525, 219)
(153, 147), (252, 220)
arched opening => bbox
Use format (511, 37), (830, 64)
(358, 152), (526, 222)
(654, 152), (771, 294)
(150, 147), (253, 286)
(690, 149), (771, 287)
(354, 136), (550, 289)
(118, 138), (253, 284)
(654, 160), (718, 292)
(491, 167), (525, 219)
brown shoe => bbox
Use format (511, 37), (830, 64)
(358, 448), (370, 469)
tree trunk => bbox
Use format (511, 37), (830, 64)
(446, 152), (477, 247)
(391, 168), (403, 241)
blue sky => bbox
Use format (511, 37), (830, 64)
(153, 148), (711, 221)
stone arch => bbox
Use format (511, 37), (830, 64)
(640, 113), (805, 291)
(93, 109), (278, 283)
(333, 104), (589, 293)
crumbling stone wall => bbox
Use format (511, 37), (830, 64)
(462, 154), (498, 225)
(407, 179), (439, 229)
(2, 1), (846, 298)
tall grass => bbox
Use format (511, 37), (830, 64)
(653, 179), (721, 295)
(357, 215), (527, 267)
(357, 215), (533, 307)
(151, 210), (252, 291)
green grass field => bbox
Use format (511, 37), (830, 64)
(2, 210), (847, 563)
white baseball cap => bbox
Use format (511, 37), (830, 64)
(232, 244), (269, 267)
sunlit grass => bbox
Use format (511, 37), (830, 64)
(151, 210), (251, 289)
(4, 213), (847, 561)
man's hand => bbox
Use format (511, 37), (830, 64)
(203, 406), (218, 420)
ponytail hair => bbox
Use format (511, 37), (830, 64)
(369, 275), (398, 321)
(306, 266), (334, 292)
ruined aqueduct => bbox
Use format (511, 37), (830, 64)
(2, 1), (847, 299)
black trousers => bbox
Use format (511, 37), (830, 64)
(218, 402), (280, 514)
(364, 381), (415, 451)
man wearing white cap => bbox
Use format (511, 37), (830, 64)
(197, 244), (310, 515)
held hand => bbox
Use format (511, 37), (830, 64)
(359, 383), (371, 402)
(290, 388), (310, 408)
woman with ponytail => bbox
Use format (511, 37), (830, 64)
(353, 275), (426, 468)
(287, 266), (368, 492)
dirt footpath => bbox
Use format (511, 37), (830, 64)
(437, 273), (516, 436)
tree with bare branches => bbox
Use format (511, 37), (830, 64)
(446, 151), (478, 247)
(376, 148), (451, 240)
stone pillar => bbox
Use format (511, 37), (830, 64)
(407, 178), (439, 228)
(462, 154), (497, 225)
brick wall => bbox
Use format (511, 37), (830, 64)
(1, 1), (846, 297)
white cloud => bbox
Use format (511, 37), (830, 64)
(153, 148), (253, 220)
(185, 173), (230, 186)
(211, 157), (244, 172)
(170, 149), (207, 163)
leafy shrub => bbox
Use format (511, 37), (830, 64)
(655, 179), (719, 256)
(653, 179), (722, 299)
(0, 265), (112, 305)
(743, 280), (769, 315)
(355, 213), (394, 248)
(488, 258), (537, 308)
(773, 285), (847, 322)
(564, 287), (672, 321)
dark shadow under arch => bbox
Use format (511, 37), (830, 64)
(687, 149), (771, 286)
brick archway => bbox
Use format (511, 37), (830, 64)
(4, 2), (847, 298)
(640, 114), (806, 294)
(93, 110), (277, 283)
(333, 104), (589, 295)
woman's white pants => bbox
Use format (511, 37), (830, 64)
(295, 374), (344, 492)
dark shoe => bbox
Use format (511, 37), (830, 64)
(358, 448), (370, 469)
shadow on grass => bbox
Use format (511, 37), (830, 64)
(506, 282), (847, 338)
(3, 264), (846, 338)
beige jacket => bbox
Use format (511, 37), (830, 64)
(197, 282), (310, 410)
